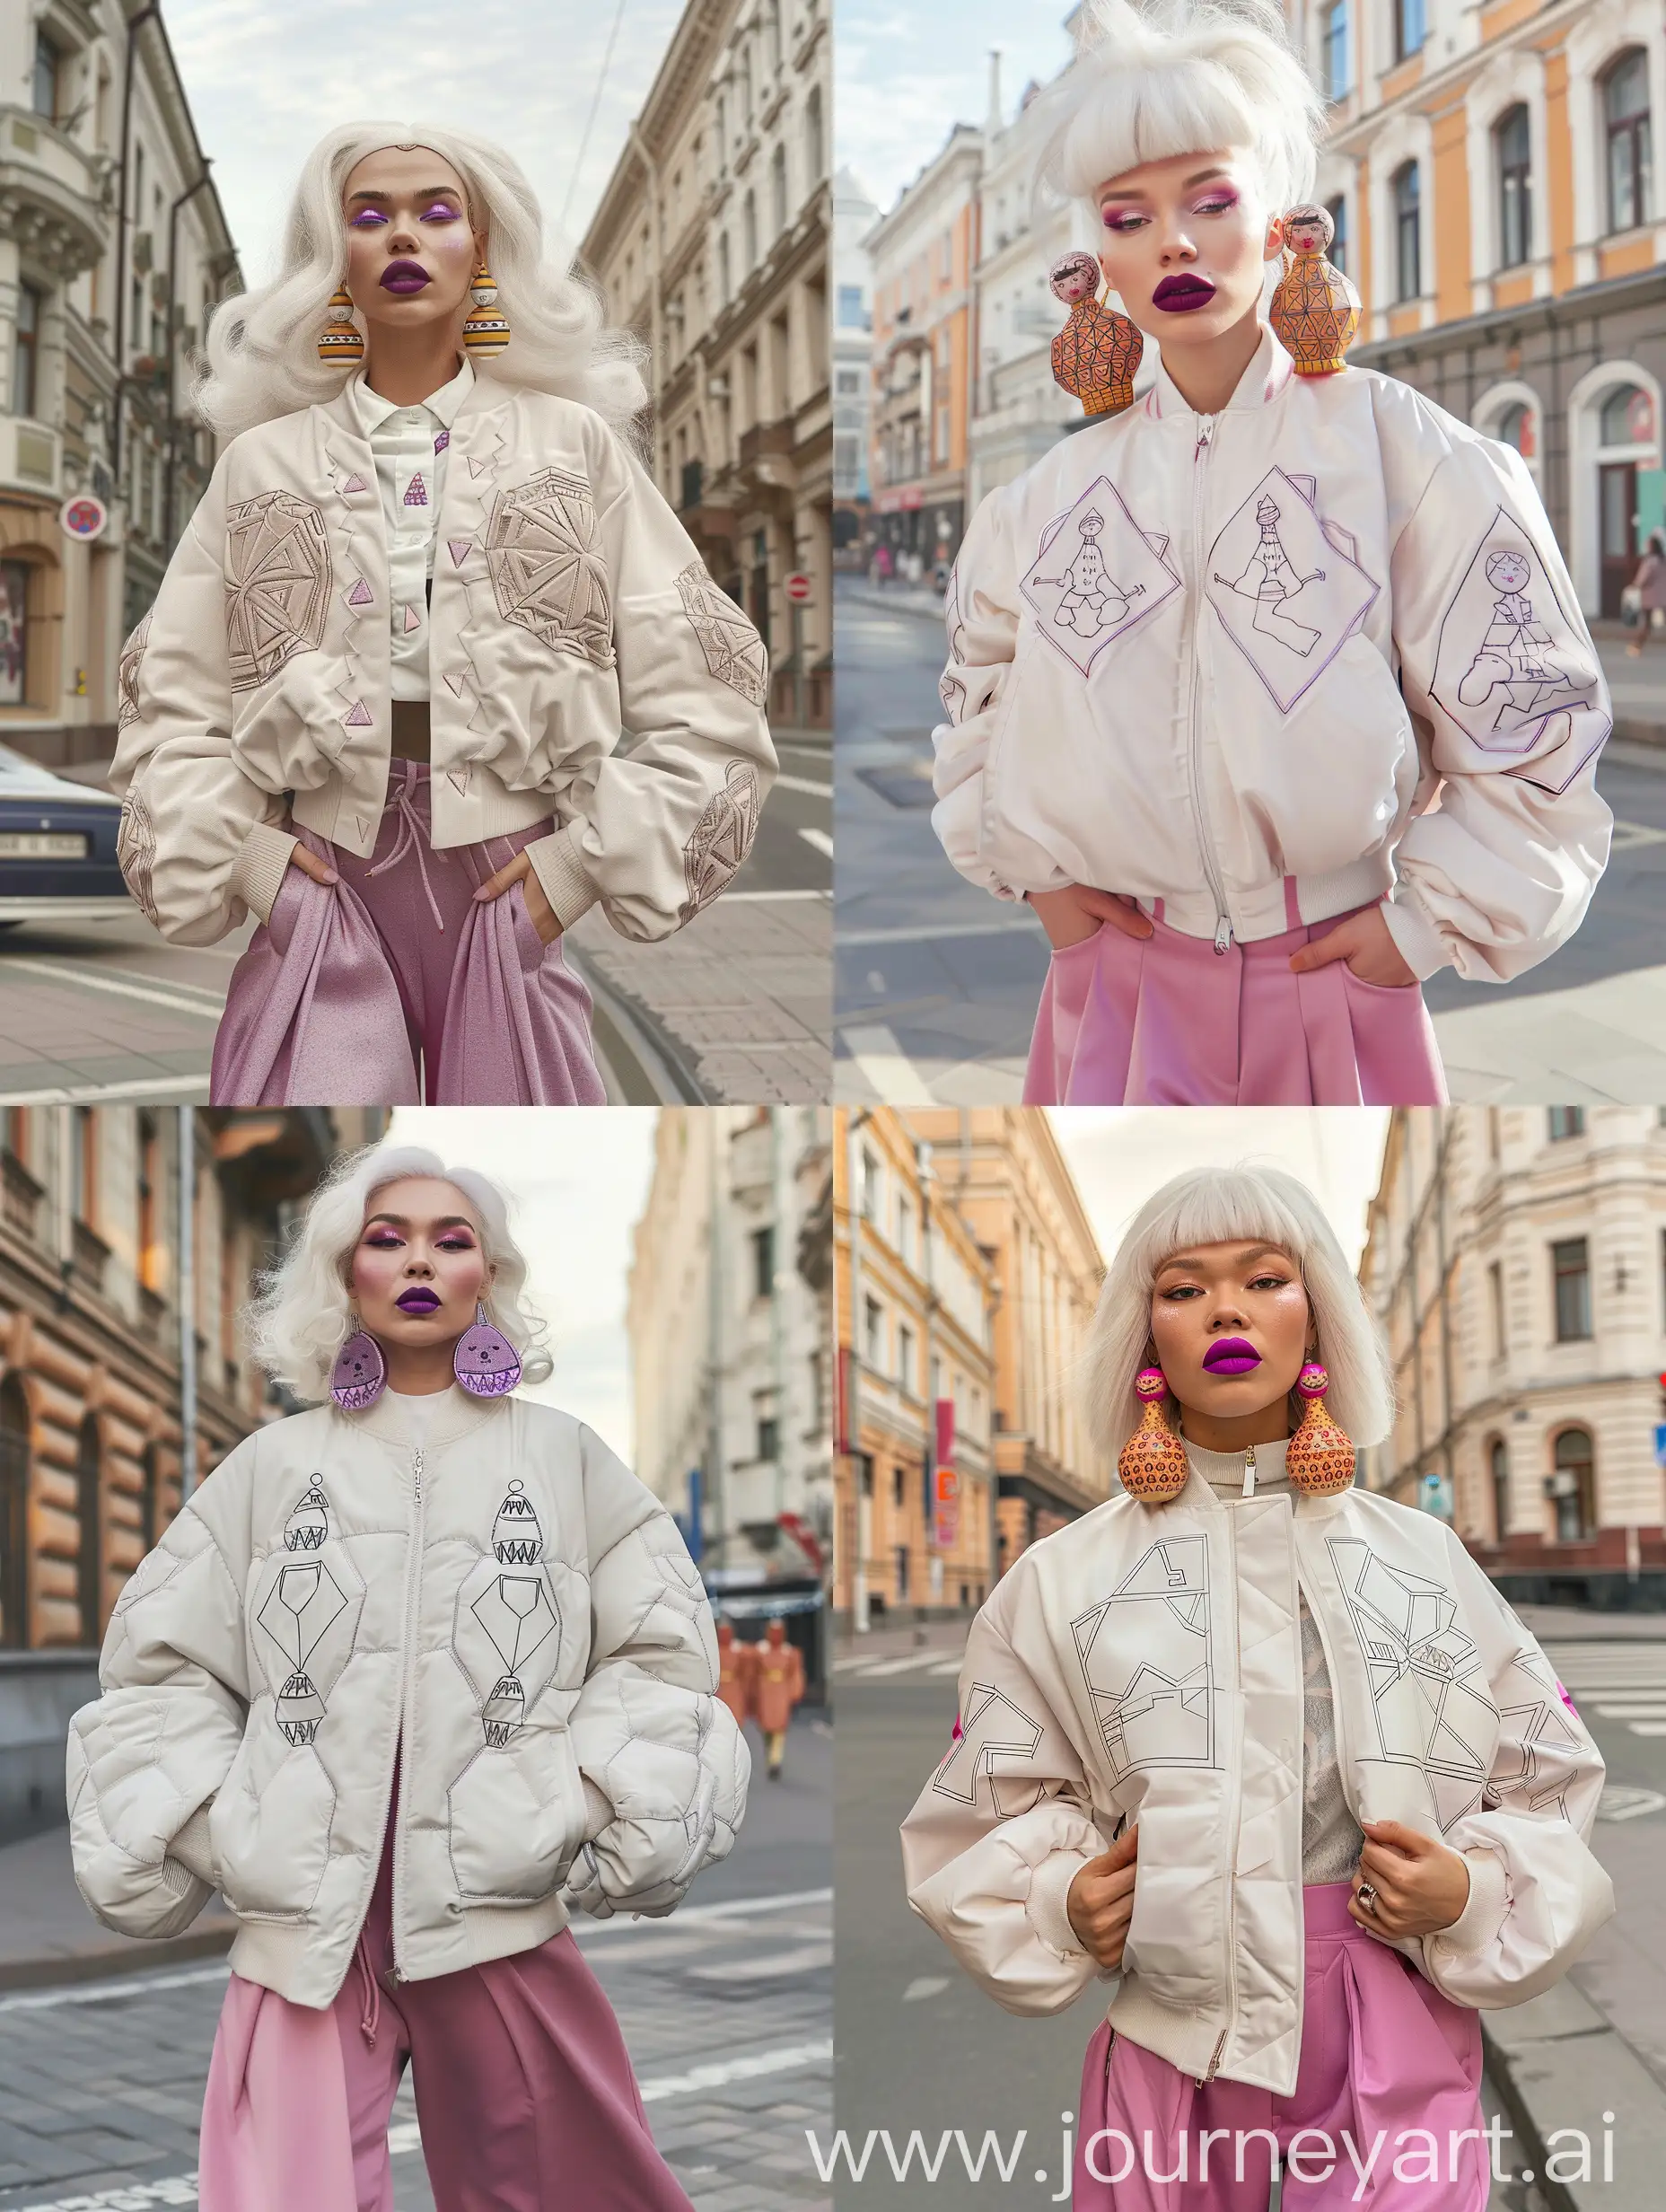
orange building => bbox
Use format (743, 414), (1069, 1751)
(1312, 0), (1664, 616)
(864, 126), (982, 574)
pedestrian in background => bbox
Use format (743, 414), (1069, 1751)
(752, 1617), (806, 1780)
(1627, 528), (1666, 656)
(716, 1619), (758, 1729)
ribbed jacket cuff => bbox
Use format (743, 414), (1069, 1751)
(229, 823), (299, 925)
(1026, 1847), (1093, 1962)
(1432, 1847), (1510, 1957)
(525, 828), (598, 932)
(168, 1800), (217, 1887)
(1382, 889), (1454, 981)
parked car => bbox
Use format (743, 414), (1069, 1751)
(0, 745), (128, 926)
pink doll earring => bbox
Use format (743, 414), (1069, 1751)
(1118, 1365), (1190, 1501)
(453, 1302), (522, 1396)
(318, 285), (364, 366)
(1269, 204), (1360, 377)
(1285, 1358), (1356, 1493)
(330, 1317), (385, 1410)
(1048, 250), (1143, 421)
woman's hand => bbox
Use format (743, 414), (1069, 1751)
(1288, 903), (1417, 988)
(473, 850), (561, 945)
(1065, 1824), (1138, 1969)
(1028, 885), (1153, 952)
(1348, 1818), (1471, 1938)
(286, 846), (338, 888)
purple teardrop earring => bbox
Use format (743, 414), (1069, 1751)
(330, 1319), (386, 1411)
(454, 1301), (522, 1397)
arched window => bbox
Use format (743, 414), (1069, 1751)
(1495, 104), (1531, 267)
(1489, 1436), (1510, 1543)
(1551, 1427), (1596, 1541)
(1599, 382), (1653, 447)
(805, 85), (824, 186)
(0, 1376), (29, 1649)
(1603, 50), (1653, 233)
(1393, 162), (1421, 301)
(76, 1414), (101, 1646)
(1326, 193), (1348, 276)
(1496, 400), (1537, 461)
(771, 141), (788, 238)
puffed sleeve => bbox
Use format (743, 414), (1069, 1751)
(523, 434), (777, 944)
(107, 461), (299, 945)
(900, 1602), (1110, 2016)
(1412, 1537), (1614, 2008)
(1380, 422), (1613, 984)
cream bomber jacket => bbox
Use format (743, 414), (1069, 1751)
(933, 326), (1613, 982)
(110, 373), (776, 947)
(66, 1391), (749, 2011)
(900, 1448), (1614, 2096)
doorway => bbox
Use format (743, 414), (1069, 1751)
(1600, 461), (1638, 618)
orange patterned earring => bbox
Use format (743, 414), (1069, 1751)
(318, 285), (364, 366)
(1118, 1365), (1190, 1502)
(1286, 1358), (1356, 1494)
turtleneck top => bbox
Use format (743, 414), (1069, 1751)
(1187, 1437), (1364, 1885)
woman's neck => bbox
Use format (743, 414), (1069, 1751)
(363, 333), (464, 408)
(1157, 303), (1264, 417)
(378, 1339), (460, 1394)
(1177, 1404), (1292, 1454)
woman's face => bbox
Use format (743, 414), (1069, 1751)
(1093, 147), (1283, 354)
(339, 145), (483, 347)
(1147, 1238), (1312, 1428)
(347, 1176), (490, 1355)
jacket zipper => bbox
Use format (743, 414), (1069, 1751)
(1186, 415), (1233, 954)
(1197, 1482), (1242, 2085)
(387, 1444), (426, 1986)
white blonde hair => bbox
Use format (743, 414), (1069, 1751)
(247, 1144), (553, 1403)
(1083, 1164), (1395, 1467)
(193, 122), (647, 440)
(1032, 0), (1324, 222)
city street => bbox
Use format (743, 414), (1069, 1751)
(833, 576), (1666, 1104)
(0, 733), (831, 1109)
(0, 1711), (830, 2212)
(830, 1618), (1666, 2209)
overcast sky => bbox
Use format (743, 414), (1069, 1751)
(837, 1), (1077, 216)
(384, 1107), (658, 1465)
(162, 0), (683, 285)
(1051, 1110), (1392, 1271)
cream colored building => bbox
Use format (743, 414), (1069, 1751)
(580, 0), (831, 725)
(1360, 1105), (1666, 1605)
(0, 2), (239, 769)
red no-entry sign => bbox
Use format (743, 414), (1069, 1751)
(785, 572), (812, 603)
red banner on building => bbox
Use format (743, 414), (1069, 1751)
(932, 1397), (958, 1550)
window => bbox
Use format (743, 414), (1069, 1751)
(743, 189), (758, 270)
(1604, 50), (1653, 234)
(898, 1323), (915, 1392)
(864, 1295), (883, 1367)
(891, 1463), (904, 1508)
(0, 1375), (29, 1649)
(837, 283), (865, 329)
(894, 1542), (909, 1599)
(1326, 193), (1348, 276)
(805, 85), (824, 184)
(1552, 1237), (1591, 1341)
(861, 1148), (880, 1220)
(767, 0), (782, 75)
(1496, 105), (1531, 267)
(718, 233), (732, 305)
(31, 31), (59, 121)
(750, 1224), (774, 1300)
(76, 1415), (101, 1646)
(771, 142), (788, 238)
(1548, 1106), (1586, 1140)
(1497, 401), (1536, 461)
(1490, 1437), (1510, 1543)
(741, 48), (754, 123)
(1599, 382), (1652, 447)
(1488, 1260), (1505, 1357)
(0, 563), (26, 707)
(1393, 162), (1421, 301)
(1395, 0), (1425, 64)
(1322, 1), (1348, 100)
(13, 283), (40, 418)
(754, 1391), (778, 1464)
(896, 1196), (913, 1268)
(72, 1108), (97, 1228)
(1550, 1427), (1596, 1541)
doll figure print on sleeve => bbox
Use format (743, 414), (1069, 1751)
(109, 123), (776, 1109)
(930, 0), (1612, 1110)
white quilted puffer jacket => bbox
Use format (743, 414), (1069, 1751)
(66, 1389), (748, 2010)
(900, 1449), (1614, 2095)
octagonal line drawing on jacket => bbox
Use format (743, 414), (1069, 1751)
(471, 1574), (561, 1746)
(1020, 477), (1182, 677)
(1204, 468), (1380, 714)
(1488, 1640), (1589, 1822)
(932, 1681), (1046, 1818)
(485, 467), (615, 669)
(256, 1558), (353, 1745)
(224, 490), (332, 693)
(1326, 1537), (1500, 1831)
(1072, 1535), (1216, 1779)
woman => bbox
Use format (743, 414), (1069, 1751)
(66, 1145), (746, 2211)
(111, 126), (776, 1107)
(900, 1164), (1614, 2208)
(931, 0), (1611, 1106)
(1627, 528), (1666, 657)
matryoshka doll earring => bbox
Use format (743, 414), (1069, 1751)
(453, 1302), (522, 1397)
(1285, 1355), (1356, 1494)
(1048, 250), (1143, 420)
(1269, 204), (1360, 376)
(1118, 1365), (1190, 1502)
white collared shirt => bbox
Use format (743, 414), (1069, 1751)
(349, 356), (475, 701)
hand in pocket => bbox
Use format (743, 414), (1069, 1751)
(1028, 885), (1153, 952)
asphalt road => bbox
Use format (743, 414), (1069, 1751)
(831, 1627), (1665, 2210)
(0, 734), (830, 1107)
(832, 576), (1666, 1104)
(0, 1711), (831, 2212)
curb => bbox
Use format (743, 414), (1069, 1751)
(1480, 1979), (1666, 2212)
(564, 947), (709, 1105)
(0, 1918), (236, 1993)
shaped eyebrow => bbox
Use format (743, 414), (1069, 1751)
(346, 187), (464, 206)
(1154, 1242), (1293, 1277)
(1099, 165), (1232, 201)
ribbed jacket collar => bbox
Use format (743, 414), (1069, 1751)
(332, 1383), (512, 1455)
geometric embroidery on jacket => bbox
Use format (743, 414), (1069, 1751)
(224, 491), (332, 693)
(675, 561), (768, 706)
(1072, 1536), (1216, 1780)
(1205, 468), (1380, 714)
(932, 1681), (1045, 1817)
(473, 1573), (561, 1746)
(116, 787), (159, 928)
(257, 1558), (351, 1744)
(680, 759), (761, 923)
(1325, 1537), (1498, 1831)
(1486, 1641), (1588, 1821)
(1020, 476), (1182, 678)
(485, 468), (615, 670)
(117, 610), (151, 729)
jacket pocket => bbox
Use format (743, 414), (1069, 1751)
(210, 1722), (337, 1919)
(446, 1726), (586, 1904)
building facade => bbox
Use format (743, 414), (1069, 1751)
(1309, 0), (1665, 615)
(1360, 1105), (1666, 1606)
(1, 2), (240, 769)
(581, 0), (832, 726)
(865, 124), (982, 573)
(831, 165), (876, 556)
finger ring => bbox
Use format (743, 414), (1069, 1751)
(1356, 1883), (1378, 1913)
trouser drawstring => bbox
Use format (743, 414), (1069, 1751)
(366, 757), (448, 932)
(355, 1927), (381, 2048)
